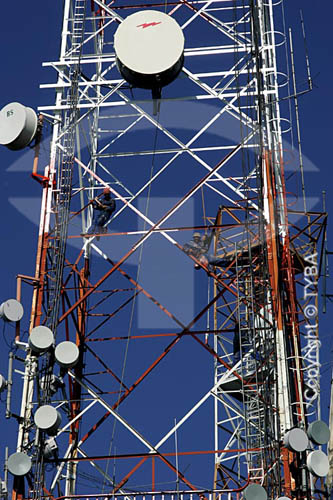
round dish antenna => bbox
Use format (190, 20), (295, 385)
(7, 453), (32, 476)
(0, 299), (24, 322)
(0, 102), (37, 150)
(28, 326), (54, 354)
(114, 10), (184, 90)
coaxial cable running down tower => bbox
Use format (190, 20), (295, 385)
(0, 2), (330, 500)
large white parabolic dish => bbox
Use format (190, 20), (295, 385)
(114, 10), (184, 89)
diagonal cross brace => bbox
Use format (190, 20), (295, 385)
(58, 141), (243, 325)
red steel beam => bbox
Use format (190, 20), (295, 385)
(58, 145), (242, 326)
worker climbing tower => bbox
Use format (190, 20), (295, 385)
(0, 1), (330, 500)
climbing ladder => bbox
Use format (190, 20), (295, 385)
(235, 244), (265, 483)
(71, 0), (87, 57)
(46, 0), (87, 334)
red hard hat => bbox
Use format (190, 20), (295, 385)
(103, 187), (111, 195)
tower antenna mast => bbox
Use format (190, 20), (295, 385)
(1, 2), (329, 500)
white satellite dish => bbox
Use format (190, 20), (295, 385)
(28, 326), (54, 354)
(0, 102), (38, 150)
(114, 10), (184, 90)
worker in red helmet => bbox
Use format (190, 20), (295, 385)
(90, 186), (116, 239)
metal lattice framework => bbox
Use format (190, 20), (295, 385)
(6, 2), (328, 500)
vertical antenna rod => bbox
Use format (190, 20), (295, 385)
(300, 10), (313, 91)
(289, 27), (307, 214)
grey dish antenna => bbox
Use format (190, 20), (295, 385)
(0, 299), (24, 322)
(28, 326), (54, 354)
(55, 341), (79, 368)
(7, 452), (32, 476)
(307, 450), (329, 477)
(0, 102), (38, 150)
(307, 420), (330, 445)
(243, 484), (267, 500)
(284, 428), (309, 452)
(34, 405), (62, 435)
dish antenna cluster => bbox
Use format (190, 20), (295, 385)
(0, 298), (79, 479)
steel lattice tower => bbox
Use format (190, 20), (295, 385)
(3, 2), (329, 500)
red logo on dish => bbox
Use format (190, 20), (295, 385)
(137, 22), (162, 29)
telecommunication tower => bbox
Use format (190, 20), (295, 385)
(0, 2), (330, 500)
